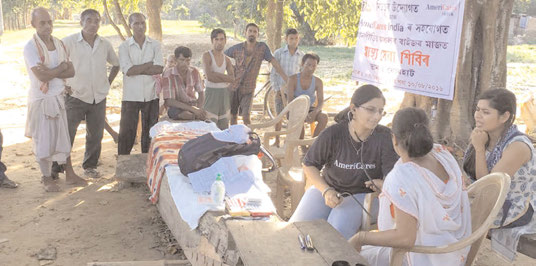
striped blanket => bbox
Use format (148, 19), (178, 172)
(146, 130), (205, 203)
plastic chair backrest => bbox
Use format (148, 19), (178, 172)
(464, 172), (511, 265)
(283, 95), (310, 144)
(389, 172), (511, 266)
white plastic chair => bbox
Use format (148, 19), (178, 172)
(389, 172), (511, 266)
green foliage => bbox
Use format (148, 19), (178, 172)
(56, 0), (83, 10)
(198, 13), (218, 30)
(161, 0), (174, 14)
(175, 4), (189, 20)
(514, 0), (536, 16)
(2, 0), (49, 30)
(171, 0), (290, 40)
(196, 0), (234, 27)
(2, 0), (48, 15)
(226, 0), (267, 25)
(296, 0), (362, 46)
(282, 4), (299, 30)
(174, 0), (269, 39)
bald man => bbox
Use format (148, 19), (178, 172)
(23, 7), (87, 192)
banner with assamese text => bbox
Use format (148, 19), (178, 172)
(352, 0), (465, 100)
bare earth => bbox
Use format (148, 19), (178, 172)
(0, 32), (535, 266)
(0, 126), (188, 265)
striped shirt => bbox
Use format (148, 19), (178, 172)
(270, 45), (304, 91)
(161, 66), (204, 105)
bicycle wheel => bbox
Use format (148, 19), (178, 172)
(264, 83), (278, 119)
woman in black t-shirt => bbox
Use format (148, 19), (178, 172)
(289, 85), (399, 239)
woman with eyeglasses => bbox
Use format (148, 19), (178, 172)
(289, 85), (399, 239)
(286, 53), (328, 138)
(462, 88), (536, 260)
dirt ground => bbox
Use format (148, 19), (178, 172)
(0, 30), (535, 266)
(0, 124), (189, 266)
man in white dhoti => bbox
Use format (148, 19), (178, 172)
(24, 7), (87, 192)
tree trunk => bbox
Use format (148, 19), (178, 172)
(289, 1), (317, 45)
(103, 0), (125, 41)
(112, 0), (132, 37)
(274, 0), (284, 50)
(63, 7), (71, 20)
(24, 8), (29, 27)
(233, 18), (239, 39)
(450, 0), (514, 148)
(6, 15), (11, 31)
(266, 0), (276, 51)
(0, 0), (4, 43)
(16, 14), (21, 29)
(398, 0), (515, 153)
(147, 0), (163, 41)
(266, 0), (284, 51)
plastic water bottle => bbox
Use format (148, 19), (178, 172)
(211, 173), (225, 206)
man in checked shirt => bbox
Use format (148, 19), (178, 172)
(225, 23), (288, 125)
(270, 28), (304, 146)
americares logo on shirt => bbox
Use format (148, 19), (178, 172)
(334, 159), (376, 170)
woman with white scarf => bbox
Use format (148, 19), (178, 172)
(350, 107), (472, 265)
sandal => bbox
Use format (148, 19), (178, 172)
(84, 168), (101, 179)
(0, 176), (18, 188)
(41, 176), (61, 192)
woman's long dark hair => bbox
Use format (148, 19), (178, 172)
(462, 89), (517, 179)
(334, 84), (385, 123)
(392, 107), (434, 157)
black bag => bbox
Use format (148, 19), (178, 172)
(178, 132), (262, 175)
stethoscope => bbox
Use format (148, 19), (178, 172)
(335, 109), (382, 218)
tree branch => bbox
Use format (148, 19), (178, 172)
(103, 0), (125, 41)
(112, 0), (132, 37)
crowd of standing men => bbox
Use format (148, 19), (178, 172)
(0, 7), (325, 192)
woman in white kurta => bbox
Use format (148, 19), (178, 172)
(349, 107), (472, 266)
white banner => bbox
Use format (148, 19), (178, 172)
(352, 0), (465, 100)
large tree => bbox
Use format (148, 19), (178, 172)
(289, 1), (317, 45)
(401, 0), (516, 152)
(265, 0), (284, 51)
(146, 0), (163, 41)
(0, 0), (4, 43)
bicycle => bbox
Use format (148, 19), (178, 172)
(254, 73), (278, 119)
(255, 72), (335, 121)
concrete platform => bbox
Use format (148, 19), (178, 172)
(519, 233), (536, 259)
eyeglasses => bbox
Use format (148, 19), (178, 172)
(358, 106), (386, 116)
